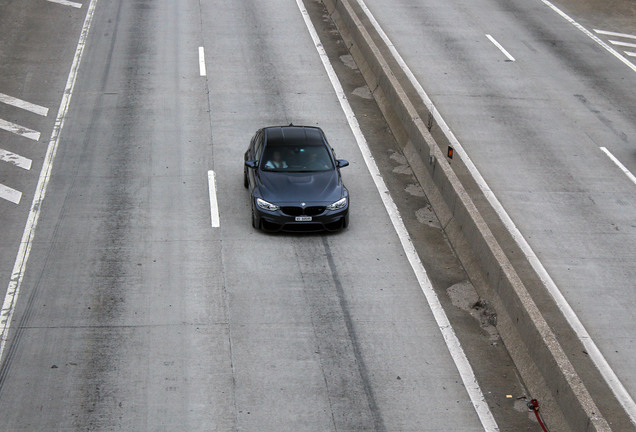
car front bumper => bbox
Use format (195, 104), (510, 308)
(253, 202), (349, 232)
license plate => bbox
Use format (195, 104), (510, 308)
(295, 216), (312, 222)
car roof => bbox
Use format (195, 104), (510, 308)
(263, 125), (326, 148)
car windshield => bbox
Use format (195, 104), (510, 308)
(261, 145), (334, 173)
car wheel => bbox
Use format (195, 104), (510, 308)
(243, 169), (249, 188)
(342, 214), (349, 229)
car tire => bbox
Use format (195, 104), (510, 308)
(342, 214), (349, 229)
(243, 169), (249, 188)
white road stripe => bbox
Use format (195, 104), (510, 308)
(0, 184), (22, 205)
(486, 34), (516, 62)
(358, 0), (636, 425)
(47, 0), (82, 8)
(0, 149), (32, 170)
(609, 40), (636, 49)
(207, 170), (220, 227)
(626, 51), (636, 57)
(199, 47), (207, 77)
(0, 93), (49, 117)
(539, 0), (636, 74)
(0, 118), (40, 141)
(296, 1), (499, 431)
(594, 29), (636, 40)
(600, 147), (636, 186)
(0, 0), (98, 365)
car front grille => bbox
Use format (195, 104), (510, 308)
(281, 206), (326, 216)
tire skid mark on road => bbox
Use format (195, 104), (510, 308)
(296, 0), (499, 430)
(293, 237), (385, 432)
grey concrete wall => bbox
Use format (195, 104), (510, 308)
(321, 0), (611, 431)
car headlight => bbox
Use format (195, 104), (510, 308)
(256, 198), (280, 211)
(327, 197), (347, 210)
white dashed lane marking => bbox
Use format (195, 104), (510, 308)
(486, 34), (516, 62)
(207, 170), (220, 227)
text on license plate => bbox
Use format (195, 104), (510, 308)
(295, 216), (312, 222)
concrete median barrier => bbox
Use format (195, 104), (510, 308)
(321, 0), (613, 431)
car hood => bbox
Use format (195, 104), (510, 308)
(258, 170), (343, 204)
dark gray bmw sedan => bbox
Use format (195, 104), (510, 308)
(244, 125), (349, 232)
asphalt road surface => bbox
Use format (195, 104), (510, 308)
(0, 0), (538, 431)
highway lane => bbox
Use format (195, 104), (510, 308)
(358, 0), (636, 428)
(0, 0), (530, 430)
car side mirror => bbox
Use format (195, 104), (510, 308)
(245, 160), (258, 169)
(336, 159), (349, 168)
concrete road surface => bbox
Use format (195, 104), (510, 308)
(0, 0), (540, 431)
(358, 0), (636, 429)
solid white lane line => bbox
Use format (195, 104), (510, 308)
(207, 170), (220, 227)
(199, 47), (207, 77)
(626, 52), (636, 57)
(0, 118), (40, 141)
(47, 0), (82, 8)
(594, 29), (636, 40)
(486, 34), (516, 62)
(609, 40), (636, 49)
(0, 184), (22, 205)
(0, 93), (49, 117)
(358, 0), (636, 425)
(539, 0), (636, 73)
(0, 149), (32, 170)
(296, 1), (499, 431)
(0, 0), (98, 363)
(600, 147), (636, 186)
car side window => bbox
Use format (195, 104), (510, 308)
(254, 131), (264, 162)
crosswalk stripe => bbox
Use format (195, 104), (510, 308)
(0, 118), (40, 141)
(47, 0), (82, 8)
(609, 40), (636, 49)
(0, 93), (49, 117)
(594, 29), (636, 40)
(0, 183), (21, 204)
(0, 149), (32, 170)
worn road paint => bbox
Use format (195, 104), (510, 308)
(0, 184), (21, 205)
(0, 149), (32, 170)
(47, 0), (82, 8)
(0, 93), (49, 117)
(0, 119), (40, 141)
